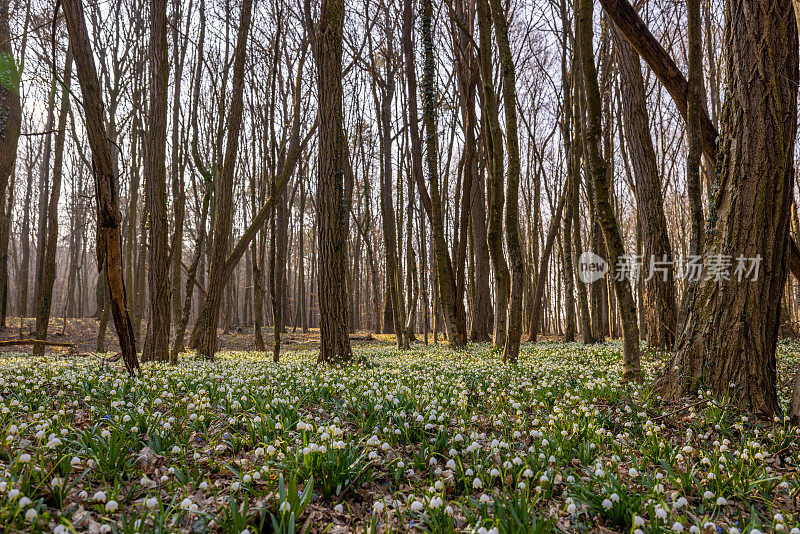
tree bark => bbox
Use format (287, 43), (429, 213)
(663, 0), (797, 416)
(33, 49), (73, 355)
(187, 0), (253, 358)
(314, 0), (353, 363)
(578, 0), (641, 381)
(612, 27), (677, 349)
(62, 0), (139, 374)
(143, 0), (171, 362)
(476, 0), (509, 349)
(488, 0), (525, 363)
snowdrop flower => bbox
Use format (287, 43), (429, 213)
(105, 500), (119, 512)
(25, 509), (37, 522)
(672, 523), (684, 532)
(472, 477), (483, 489)
(602, 499), (613, 510)
(410, 500), (424, 512)
(334, 503), (344, 514)
(279, 501), (291, 513)
(634, 516), (644, 527)
(567, 503), (577, 514)
(19, 453), (31, 463)
(93, 491), (107, 502)
(715, 496), (727, 506)
(372, 501), (385, 512)
(19, 496), (31, 507)
(479, 493), (492, 503)
(146, 497), (158, 508)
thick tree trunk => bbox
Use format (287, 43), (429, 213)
(315, 0), (353, 363)
(63, 0), (139, 374)
(578, 0), (641, 381)
(0, 0), (20, 320)
(143, 0), (171, 362)
(664, 0), (797, 417)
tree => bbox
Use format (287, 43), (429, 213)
(0, 0), (21, 321)
(143, 0), (171, 362)
(62, 0), (139, 375)
(577, 0), (640, 381)
(188, 0), (253, 358)
(612, 27), (677, 349)
(33, 49), (73, 355)
(314, 0), (353, 363)
(487, 0), (525, 363)
(406, 0), (467, 348)
(476, 0), (509, 349)
(662, 0), (798, 416)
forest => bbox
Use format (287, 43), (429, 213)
(0, 0), (800, 531)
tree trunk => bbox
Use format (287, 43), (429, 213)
(488, 0), (524, 363)
(476, 0), (509, 349)
(63, 0), (139, 374)
(33, 49), (73, 355)
(0, 0), (20, 320)
(143, 0), (171, 362)
(187, 0), (253, 358)
(664, 0), (797, 417)
(612, 27), (677, 349)
(315, 0), (353, 363)
(577, 0), (641, 381)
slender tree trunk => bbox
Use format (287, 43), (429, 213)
(476, 0), (509, 349)
(0, 0), (20, 322)
(63, 0), (139, 374)
(578, 0), (641, 381)
(188, 0), (253, 358)
(487, 0), (524, 363)
(612, 27), (677, 349)
(33, 49), (73, 354)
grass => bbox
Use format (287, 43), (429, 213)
(0, 340), (798, 532)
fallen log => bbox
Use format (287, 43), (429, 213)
(0, 339), (74, 348)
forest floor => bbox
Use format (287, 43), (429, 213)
(1, 331), (799, 533)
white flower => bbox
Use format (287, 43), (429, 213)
(602, 499), (613, 510)
(19, 496), (32, 507)
(93, 491), (107, 502)
(105, 500), (119, 512)
(180, 498), (193, 510)
(672, 523), (684, 532)
(373, 501), (385, 512)
(472, 477), (482, 489)
(25, 508), (37, 521)
(634, 516), (644, 527)
(715, 496), (727, 506)
(479, 493), (492, 503)
(334, 503), (344, 514)
(279, 501), (291, 512)
(410, 500), (424, 512)
(146, 497), (158, 508)
(19, 453), (31, 463)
